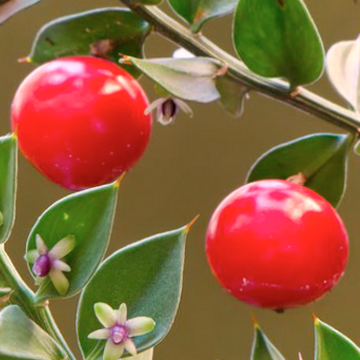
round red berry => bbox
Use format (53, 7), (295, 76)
(205, 179), (349, 310)
(11, 56), (152, 190)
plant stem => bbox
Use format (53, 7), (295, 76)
(0, 245), (76, 360)
(120, 1), (360, 134)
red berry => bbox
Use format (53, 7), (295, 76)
(11, 56), (152, 190)
(205, 180), (349, 310)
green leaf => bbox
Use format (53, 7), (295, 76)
(247, 133), (351, 208)
(326, 36), (360, 112)
(0, 134), (17, 245)
(0, 0), (40, 25)
(77, 224), (192, 360)
(26, 182), (119, 301)
(128, 56), (221, 103)
(168, 0), (238, 33)
(27, 8), (152, 78)
(233, 0), (325, 88)
(315, 317), (360, 360)
(251, 324), (286, 360)
(216, 76), (249, 117)
(0, 305), (66, 360)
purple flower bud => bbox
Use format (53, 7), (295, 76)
(33, 255), (52, 277)
(110, 324), (129, 345)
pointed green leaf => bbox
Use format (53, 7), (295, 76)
(77, 225), (191, 360)
(0, 0), (40, 25)
(128, 56), (221, 103)
(26, 182), (119, 301)
(326, 36), (360, 112)
(168, 0), (238, 33)
(252, 325), (286, 360)
(27, 8), (152, 78)
(216, 76), (249, 117)
(0, 305), (66, 360)
(315, 318), (360, 360)
(233, 0), (325, 87)
(247, 133), (351, 208)
(0, 134), (17, 245)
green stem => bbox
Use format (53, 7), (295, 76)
(120, 1), (360, 134)
(0, 245), (76, 360)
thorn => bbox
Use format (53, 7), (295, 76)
(298, 352), (303, 360)
(114, 172), (126, 188)
(311, 311), (319, 323)
(251, 314), (260, 329)
(184, 214), (200, 234)
(18, 56), (32, 64)
(119, 55), (132, 65)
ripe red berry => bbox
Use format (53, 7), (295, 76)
(11, 56), (152, 190)
(206, 180), (349, 310)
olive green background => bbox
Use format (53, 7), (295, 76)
(1, 1), (360, 359)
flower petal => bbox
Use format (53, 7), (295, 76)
(25, 250), (39, 264)
(49, 269), (69, 296)
(49, 235), (75, 259)
(117, 303), (127, 324)
(127, 317), (156, 337)
(53, 259), (71, 272)
(94, 303), (117, 328)
(36, 235), (48, 255)
(88, 328), (111, 340)
(124, 338), (137, 356)
(103, 340), (124, 360)
(174, 99), (193, 117)
(144, 98), (167, 116)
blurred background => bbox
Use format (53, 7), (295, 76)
(1, 1), (360, 359)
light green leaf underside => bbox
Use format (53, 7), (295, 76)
(128, 56), (221, 103)
(326, 36), (360, 112)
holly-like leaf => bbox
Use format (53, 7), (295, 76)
(0, 0), (40, 25)
(315, 317), (360, 360)
(251, 324), (286, 360)
(128, 56), (221, 103)
(0, 134), (17, 245)
(26, 182), (119, 302)
(168, 0), (238, 33)
(247, 133), (351, 208)
(326, 36), (360, 112)
(26, 8), (151, 78)
(233, 0), (325, 88)
(216, 76), (249, 117)
(0, 305), (66, 360)
(77, 224), (192, 360)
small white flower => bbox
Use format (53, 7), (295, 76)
(25, 234), (75, 296)
(145, 97), (193, 125)
(88, 302), (156, 360)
